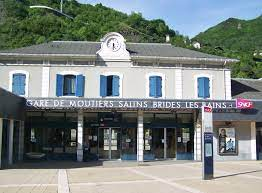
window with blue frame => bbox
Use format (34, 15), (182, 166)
(100, 75), (120, 97)
(56, 74), (85, 97)
(149, 76), (162, 98)
(197, 77), (210, 98)
(12, 73), (26, 95)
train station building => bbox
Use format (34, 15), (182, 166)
(0, 32), (261, 168)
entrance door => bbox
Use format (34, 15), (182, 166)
(166, 128), (176, 159)
(144, 128), (165, 160)
(98, 128), (121, 160)
(257, 128), (262, 160)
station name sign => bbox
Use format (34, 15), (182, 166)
(26, 98), (238, 110)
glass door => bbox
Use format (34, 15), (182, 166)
(166, 128), (176, 159)
(153, 128), (164, 159)
(111, 128), (121, 159)
(121, 128), (137, 160)
(176, 128), (193, 160)
(257, 128), (262, 160)
(98, 128), (110, 159)
(98, 127), (121, 160)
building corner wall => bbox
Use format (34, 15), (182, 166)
(224, 70), (231, 100)
(41, 66), (50, 97)
(194, 110), (202, 161)
(251, 122), (257, 160)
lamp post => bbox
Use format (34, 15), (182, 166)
(60, 0), (63, 13)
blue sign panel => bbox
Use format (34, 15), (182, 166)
(203, 132), (214, 180)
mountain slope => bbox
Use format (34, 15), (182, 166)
(194, 16), (262, 52)
(192, 16), (262, 78)
(0, 0), (188, 50)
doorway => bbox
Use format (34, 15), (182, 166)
(257, 127), (262, 160)
(98, 127), (121, 160)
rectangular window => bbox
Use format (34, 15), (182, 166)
(100, 75), (120, 97)
(12, 73), (26, 95)
(56, 74), (85, 97)
(197, 77), (210, 98)
(63, 75), (76, 96)
(149, 76), (162, 98)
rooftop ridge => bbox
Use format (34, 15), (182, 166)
(51, 41), (172, 46)
(52, 41), (99, 44)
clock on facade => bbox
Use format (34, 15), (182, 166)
(106, 38), (121, 52)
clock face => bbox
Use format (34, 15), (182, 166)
(106, 38), (121, 52)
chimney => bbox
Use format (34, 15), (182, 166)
(166, 34), (170, 43)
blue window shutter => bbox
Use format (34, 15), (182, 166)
(112, 75), (120, 96)
(100, 75), (107, 97)
(19, 74), (25, 95)
(149, 76), (156, 97)
(76, 75), (85, 97)
(203, 77), (210, 98)
(197, 77), (205, 98)
(156, 76), (162, 97)
(12, 74), (25, 95)
(56, 74), (64, 97)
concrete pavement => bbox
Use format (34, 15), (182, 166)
(0, 161), (261, 193)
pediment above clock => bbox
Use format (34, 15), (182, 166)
(97, 32), (131, 61)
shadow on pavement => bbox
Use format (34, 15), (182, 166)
(214, 169), (262, 179)
(3, 160), (197, 170)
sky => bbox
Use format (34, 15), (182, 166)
(77, 0), (262, 38)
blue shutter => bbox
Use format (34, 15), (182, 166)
(203, 77), (210, 98)
(56, 74), (64, 97)
(12, 74), (19, 95)
(100, 75), (107, 97)
(112, 75), (120, 96)
(149, 76), (156, 97)
(156, 76), (162, 97)
(19, 75), (26, 95)
(12, 74), (25, 95)
(197, 77), (205, 98)
(76, 75), (85, 97)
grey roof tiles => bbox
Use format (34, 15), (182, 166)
(231, 78), (262, 99)
(0, 41), (237, 62)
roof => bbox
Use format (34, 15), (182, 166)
(0, 41), (238, 62)
(231, 78), (262, 99)
(0, 87), (25, 120)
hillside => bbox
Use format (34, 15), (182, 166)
(193, 16), (262, 78)
(0, 0), (261, 79)
(0, 0), (190, 50)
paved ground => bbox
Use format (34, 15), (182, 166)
(0, 160), (262, 193)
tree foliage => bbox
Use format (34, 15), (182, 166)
(0, 0), (261, 79)
(192, 16), (262, 79)
(0, 0), (178, 49)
